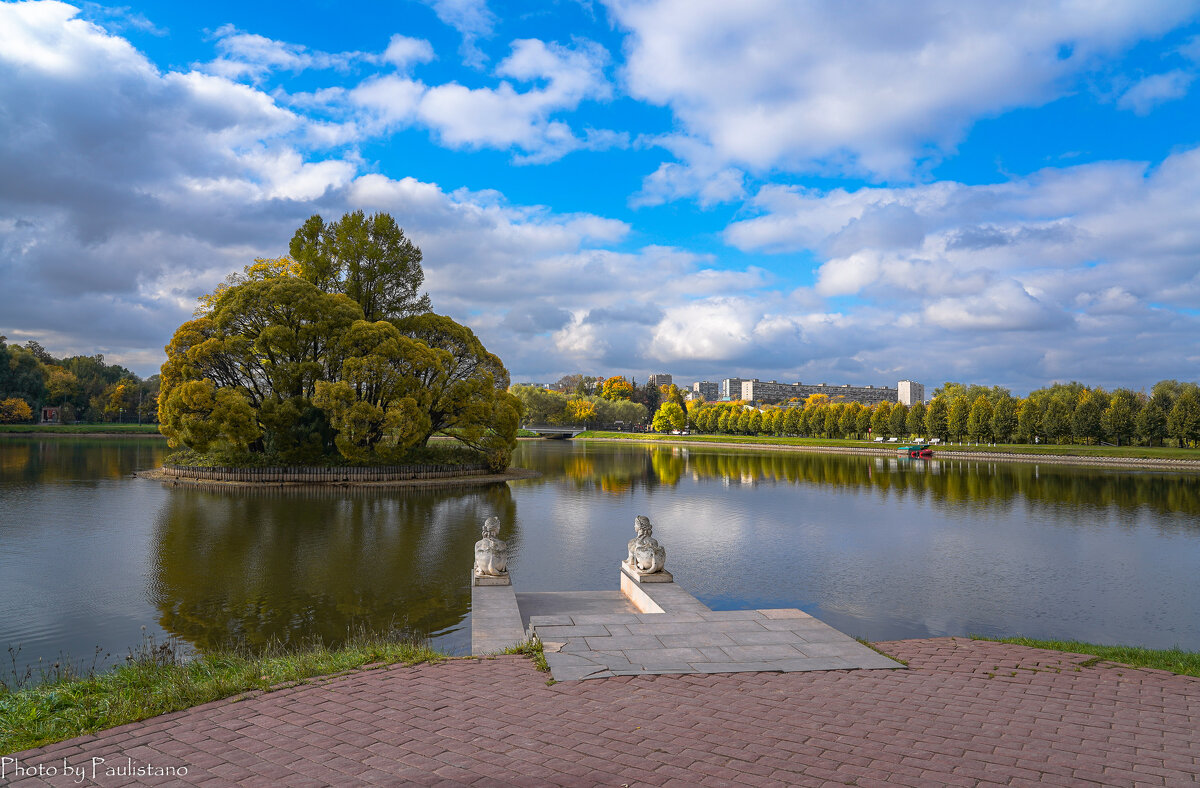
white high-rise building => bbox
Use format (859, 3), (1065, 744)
(897, 380), (925, 406)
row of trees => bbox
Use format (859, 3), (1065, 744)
(158, 211), (520, 469)
(654, 379), (1200, 448)
(0, 337), (159, 424)
(547, 373), (681, 415)
(510, 384), (647, 427)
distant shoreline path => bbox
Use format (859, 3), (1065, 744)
(576, 435), (1200, 472)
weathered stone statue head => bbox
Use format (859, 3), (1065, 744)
(474, 516), (508, 577)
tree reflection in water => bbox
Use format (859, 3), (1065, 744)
(149, 483), (517, 653)
(543, 442), (1200, 525)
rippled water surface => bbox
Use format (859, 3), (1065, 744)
(2, 437), (1198, 676)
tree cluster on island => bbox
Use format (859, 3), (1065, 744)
(157, 211), (521, 471)
(659, 380), (1200, 448)
(0, 337), (158, 425)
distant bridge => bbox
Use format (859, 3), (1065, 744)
(522, 424), (588, 438)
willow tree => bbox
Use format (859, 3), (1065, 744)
(160, 215), (519, 469)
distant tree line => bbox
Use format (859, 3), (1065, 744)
(510, 384), (647, 428)
(663, 379), (1200, 448)
(0, 336), (159, 424)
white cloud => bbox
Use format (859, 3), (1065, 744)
(421, 0), (495, 67)
(606, 0), (1197, 196)
(632, 161), (745, 208)
(351, 38), (616, 162)
(381, 34), (435, 68)
(203, 25), (367, 82)
(0, 0), (731, 382)
(711, 147), (1200, 388)
(1117, 70), (1195, 115)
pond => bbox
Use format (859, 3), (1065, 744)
(1, 437), (1197, 679)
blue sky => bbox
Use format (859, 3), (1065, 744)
(2, 0), (1199, 394)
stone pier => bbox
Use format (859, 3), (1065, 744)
(470, 515), (904, 680)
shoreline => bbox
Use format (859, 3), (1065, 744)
(573, 435), (1200, 472)
(136, 466), (541, 488)
(0, 431), (166, 439)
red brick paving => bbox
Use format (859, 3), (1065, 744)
(5, 638), (1198, 786)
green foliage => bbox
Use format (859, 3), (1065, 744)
(905, 402), (925, 438)
(947, 396), (969, 440)
(1071, 391), (1103, 445)
(158, 215), (517, 469)
(1136, 401), (1168, 446)
(967, 395), (993, 441)
(652, 401), (686, 433)
(1101, 390), (1139, 446)
(1167, 388), (1200, 447)
(989, 396), (1017, 442)
(290, 211), (432, 322)
(925, 398), (949, 440)
(158, 380), (260, 453)
(0, 342), (46, 409)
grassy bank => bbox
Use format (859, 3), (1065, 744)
(970, 636), (1200, 677)
(0, 423), (163, 435)
(0, 633), (442, 755)
(574, 431), (1199, 461)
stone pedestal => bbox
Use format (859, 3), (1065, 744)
(621, 562), (673, 583)
(473, 572), (511, 586)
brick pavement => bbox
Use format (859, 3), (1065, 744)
(6, 637), (1198, 787)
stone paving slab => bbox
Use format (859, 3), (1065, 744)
(514, 591), (637, 630)
(7, 638), (1199, 786)
(532, 608), (902, 680)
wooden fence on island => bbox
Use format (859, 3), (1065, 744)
(160, 463), (491, 483)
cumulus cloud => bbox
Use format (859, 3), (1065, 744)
(0, 2), (764, 381)
(606, 0), (1196, 198)
(351, 38), (616, 162)
(421, 0), (496, 68)
(202, 25), (368, 82)
(716, 147), (1200, 388)
(1117, 70), (1195, 115)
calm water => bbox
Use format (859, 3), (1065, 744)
(2, 437), (1198, 677)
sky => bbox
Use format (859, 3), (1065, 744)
(1, 0), (1199, 395)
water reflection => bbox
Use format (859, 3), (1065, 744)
(4, 437), (1199, 676)
(149, 484), (517, 653)
(546, 444), (1200, 524)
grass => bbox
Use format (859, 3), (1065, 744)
(855, 637), (908, 666)
(574, 430), (1198, 461)
(0, 630), (443, 755)
(969, 636), (1200, 677)
(0, 423), (163, 435)
(501, 639), (555, 684)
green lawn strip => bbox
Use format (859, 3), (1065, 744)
(970, 636), (1200, 677)
(0, 637), (443, 755)
(0, 424), (163, 435)
(574, 431), (1198, 460)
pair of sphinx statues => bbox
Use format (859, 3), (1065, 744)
(472, 514), (667, 579)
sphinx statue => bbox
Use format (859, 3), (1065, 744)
(623, 515), (666, 576)
(473, 516), (508, 578)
